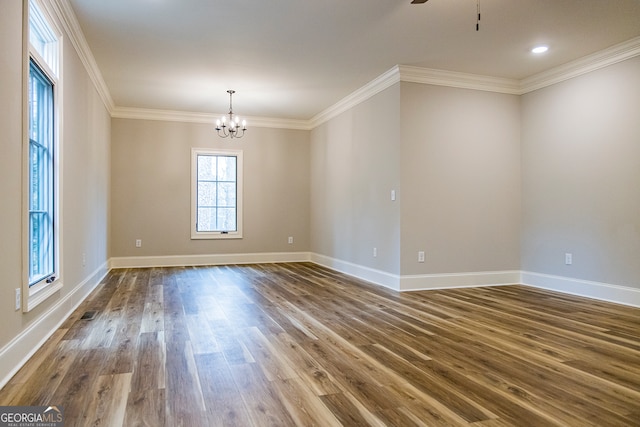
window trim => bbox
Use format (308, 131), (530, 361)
(191, 148), (244, 240)
(22, 0), (63, 312)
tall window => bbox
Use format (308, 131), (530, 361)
(25, 0), (61, 309)
(28, 60), (55, 285)
(191, 149), (243, 239)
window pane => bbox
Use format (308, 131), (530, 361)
(29, 68), (53, 149)
(197, 208), (216, 232)
(197, 182), (216, 207)
(30, 211), (53, 279)
(217, 208), (236, 231)
(197, 155), (216, 180)
(217, 182), (236, 207)
(217, 156), (236, 182)
(30, 144), (41, 209)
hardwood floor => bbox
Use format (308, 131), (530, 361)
(1, 263), (639, 426)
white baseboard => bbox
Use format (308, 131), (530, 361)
(400, 270), (521, 291)
(0, 261), (110, 390)
(310, 253), (401, 290)
(522, 271), (640, 308)
(308, 256), (640, 307)
(109, 252), (312, 269)
(309, 253), (520, 292)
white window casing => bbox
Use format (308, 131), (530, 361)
(23, 0), (63, 312)
(191, 148), (244, 240)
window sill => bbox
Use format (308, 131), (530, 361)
(191, 232), (243, 240)
(26, 280), (62, 312)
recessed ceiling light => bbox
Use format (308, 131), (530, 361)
(531, 45), (549, 54)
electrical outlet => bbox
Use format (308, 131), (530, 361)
(15, 288), (21, 311)
(135, 239), (142, 248)
(373, 247), (377, 257)
(82, 252), (86, 267)
(288, 236), (294, 244)
(418, 251), (425, 263)
(565, 253), (572, 265)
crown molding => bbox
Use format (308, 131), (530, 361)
(111, 106), (311, 130)
(307, 65), (520, 128)
(52, 0), (115, 112)
(310, 37), (640, 126)
(111, 107), (213, 123)
(519, 36), (640, 94)
(231, 116), (311, 131)
(398, 65), (521, 94)
(308, 66), (402, 129)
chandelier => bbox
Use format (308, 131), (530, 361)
(215, 90), (247, 139)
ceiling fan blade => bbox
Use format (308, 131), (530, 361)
(411, 0), (429, 3)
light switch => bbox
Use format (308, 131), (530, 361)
(565, 253), (572, 265)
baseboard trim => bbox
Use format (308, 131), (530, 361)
(109, 252), (312, 269)
(309, 253), (520, 292)
(310, 257), (640, 308)
(310, 253), (401, 290)
(0, 261), (110, 390)
(522, 271), (640, 308)
(400, 270), (521, 291)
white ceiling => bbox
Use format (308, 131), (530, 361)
(67, 0), (640, 121)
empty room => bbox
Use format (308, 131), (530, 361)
(1, 0), (639, 425)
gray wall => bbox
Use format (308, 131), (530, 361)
(400, 82), (522, 275)
(310, 85), (402, 275)
(0, 0), (26, 349)
(309, 82), (522, 278)
(0, 1), (110, 349)
(110, 119), (310, 258)
(521, 56), (640, 289)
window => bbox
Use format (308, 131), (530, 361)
(191, 149), (243, 239)
(28, 60), (55, 286)
(24, 0), (61, 311)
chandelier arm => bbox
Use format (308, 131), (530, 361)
(216, 123), (230, 138)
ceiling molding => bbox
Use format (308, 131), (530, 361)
(398, 65), (521, 94)
(310, 38), (640, 127)
(111, 107), (311, 130)
(52, 0), (115, 112)
(308, 66), (402, 129)
(307, 65), (520, 128)
(241, 116), (311, 131)
(111, 107), (214, 123)
(519, 35), (640, 94)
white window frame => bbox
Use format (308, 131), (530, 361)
(191, 148), (244, 240)
(22, 0), (63, 312)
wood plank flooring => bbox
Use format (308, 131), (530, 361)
(1, 263), (639, 426)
